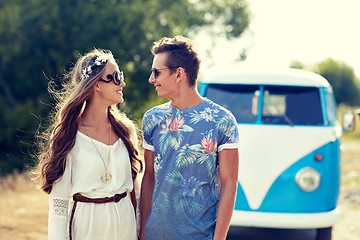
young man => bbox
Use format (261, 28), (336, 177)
(140, 36), (239, 240)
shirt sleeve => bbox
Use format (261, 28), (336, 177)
(141, 110), (155, 152)
(217, 112), (240, 152)
(48, 156), (72, 240)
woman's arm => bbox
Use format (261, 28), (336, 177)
(48, 157), (72, 240)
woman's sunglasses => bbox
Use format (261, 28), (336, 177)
(99, 71), (124, 85)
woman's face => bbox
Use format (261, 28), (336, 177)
(95, 59), (126, 105)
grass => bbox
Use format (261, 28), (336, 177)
(0, 172), (48, 240)
(340, 139), (360, 196)
(338, 107), (360, 199)
(338, 104), (360, 142)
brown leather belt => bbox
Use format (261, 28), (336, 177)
(69, 192), (127, 240)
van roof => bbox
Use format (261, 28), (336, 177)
(200, 68), (330, 87)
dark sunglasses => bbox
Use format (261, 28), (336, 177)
(99, 71), (124, 85)
(151, 66), (180, 79)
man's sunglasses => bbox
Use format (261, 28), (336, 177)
(100, 71), (124, 85)
(151, 66), (180, 79)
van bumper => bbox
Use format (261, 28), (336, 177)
(230, 207), (340, 229)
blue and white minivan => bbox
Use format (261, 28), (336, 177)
(199, 68), (341, 240)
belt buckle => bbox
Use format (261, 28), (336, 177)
(113, 194), (121, 202)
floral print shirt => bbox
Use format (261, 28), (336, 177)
(142, 98), (240, 240)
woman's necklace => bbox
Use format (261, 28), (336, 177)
(81, 118), (112, 183)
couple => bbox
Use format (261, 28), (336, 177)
(37, 36), (240, 240)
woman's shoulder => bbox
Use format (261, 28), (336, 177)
(127, 120), (137, 135)
(116, 114), (138, 136)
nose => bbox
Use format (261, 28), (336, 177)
(120, 80), (126, 87)
(149, 73), (155, 84)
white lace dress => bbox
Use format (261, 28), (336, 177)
(48, 131), (138, 240)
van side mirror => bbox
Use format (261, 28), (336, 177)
(342, 112), (355, 132)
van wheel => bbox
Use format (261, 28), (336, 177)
(316, 227), (332, 240)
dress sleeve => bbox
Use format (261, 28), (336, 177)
(48, 156), (72, 240)
(129, 122), (143, 234)
(134, 172), (143, 234)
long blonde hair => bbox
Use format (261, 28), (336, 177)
(37, 49), (142, 194)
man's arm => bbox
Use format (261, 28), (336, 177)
(213, 148), (239, 240)
(139, 149), (155, 240)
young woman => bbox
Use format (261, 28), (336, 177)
(37, 49), (142, 240)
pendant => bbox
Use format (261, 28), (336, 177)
(101, 172), (112, 183)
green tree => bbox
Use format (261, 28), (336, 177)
(289, 60), (304, 70)
(316, 59), (360, 106)
(0, 0), (250, 174)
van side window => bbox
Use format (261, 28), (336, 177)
(205, 84), (259, 123)
(325, 90), (337, 124)
(262, 86), (323, 125)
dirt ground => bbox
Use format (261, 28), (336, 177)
(0, 141), (359, 240)
(332, 141), (360, 240)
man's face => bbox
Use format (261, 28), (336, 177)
(149, 52), (178, 99)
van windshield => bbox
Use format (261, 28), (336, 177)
(262, 86), (323, 125)
(205, 84), (323, 125)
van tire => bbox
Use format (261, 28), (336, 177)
(316, 227), (332, 240)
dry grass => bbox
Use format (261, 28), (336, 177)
(0, 140), (359, 240)
(0, 172), (48, 240)
(341, 141), (360, 192)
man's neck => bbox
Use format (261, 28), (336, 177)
(170, 89), (204, 109)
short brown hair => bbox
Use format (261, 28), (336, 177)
(152, 36), (201, 87)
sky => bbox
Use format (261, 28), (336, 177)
(197, 0), (360, 78)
